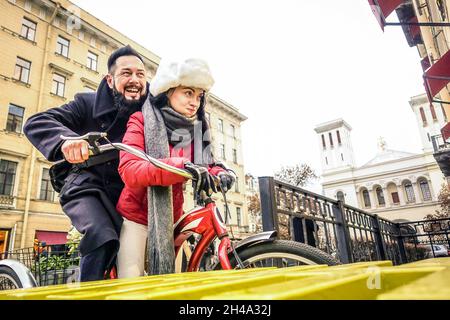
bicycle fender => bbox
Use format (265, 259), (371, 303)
(233, 230), (277, 251)
(0, 259), (38, 288)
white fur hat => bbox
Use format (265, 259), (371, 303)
(150, 57), (215, 97)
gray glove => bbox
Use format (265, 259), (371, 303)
(184, 162), (217, 196)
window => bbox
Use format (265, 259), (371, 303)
(220, 144), (225, 159)
(336, 191), (345, 203)
(427, 132), (431, 142)
(6, 104), (25, 133)
(87, 51), (98, 71)
(56, 36), (70, 57)
(235, 177), (239, 192)
(419, 180), (432, 201)
(321, 134), (326, 149)
(236, 207), (241, 226)
(39, 168), (54, 201)
(51, 73), (66, 97)
(232, 149), (237, 164)
(376, 187), (385, 206)
(328, 132), (334, 147)
(337, 130), (342, 144)
(0, 160), (18, 196)
(430, 104), (437, 121)
(14, 57), (31, 84)
(391, 192), (400, 204)
(420, 107), (427, 127)
(20, 17), (36, 41)
(362, 189), (371, 208)
(341, 153), (344, 161)
(218, 119), (224, 133)
(404, 182), (415, 203)
(230, 124), (236, 138)
(325, 157), (328, 165)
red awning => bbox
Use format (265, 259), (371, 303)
(423, 49), (450, 103)
(35, 231), (68, 245)
(421, 56), (431, 72)
(442, 122), (450, 142)
(368, 0), (404, 30)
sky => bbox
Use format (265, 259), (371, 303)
(72, 0), (426, 191)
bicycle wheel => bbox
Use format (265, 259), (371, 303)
(0, 265), (23, 290)
(219, 240), (339, 269)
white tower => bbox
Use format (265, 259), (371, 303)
(409, 93), (448, 153)
(314, 118), (356, 172)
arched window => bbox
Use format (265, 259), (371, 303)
(336, 130), (342, 144)
(404, 182), (416, 203)
(420, 107), (427, 127)
(336, 191), (345, 203)
(329, 132), (334, 147)
(430, 104), (437, 121)
(419, 179), (432, 201)
(376, 187), (385, 206)
(362, 189), (371, 208)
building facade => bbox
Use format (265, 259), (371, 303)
(315, 94), (447, 221)
(0, 0), (248, 251)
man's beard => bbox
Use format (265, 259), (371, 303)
(112, 85), (147, 119)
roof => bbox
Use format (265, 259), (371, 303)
(361, 148), (418, 167)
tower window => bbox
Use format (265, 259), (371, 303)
(321, 134), (326, 149)
(328, 132), (333, 147)
(337, 130), (342, 144)
(420, 107), (427, 127)
(430, 104), (437, 121)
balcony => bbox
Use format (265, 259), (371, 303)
(431, 134), (450, 177)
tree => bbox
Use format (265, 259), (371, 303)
(274, 163), (317, 187)
(424, 183), (450, 220)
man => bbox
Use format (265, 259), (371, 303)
(24, 45), (149, 281)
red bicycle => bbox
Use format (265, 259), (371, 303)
(0, 132), (338, 290)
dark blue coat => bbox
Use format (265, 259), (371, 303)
(24, 78), (148, 256)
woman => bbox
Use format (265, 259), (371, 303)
(116, 57), (235, 278)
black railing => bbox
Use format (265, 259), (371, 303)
(0, 244), (80, 286)
(259, 176), (450, 265)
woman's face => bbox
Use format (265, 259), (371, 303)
(167, 86), (205, 118)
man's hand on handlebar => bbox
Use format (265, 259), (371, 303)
(184, 162), (217, 196)
(61, 140), (90, 164)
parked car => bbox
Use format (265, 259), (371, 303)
(424, 244), (449, 258)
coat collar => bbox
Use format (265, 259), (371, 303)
(92, 77), (150, 119)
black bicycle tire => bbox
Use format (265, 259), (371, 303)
(219, 240), (339, 269)
(0, 265), (23, 290)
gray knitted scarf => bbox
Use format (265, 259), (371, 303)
(141, 97), (215, 275)
(142, 98), (175, 275)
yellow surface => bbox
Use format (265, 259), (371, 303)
(1, 259), (450, 300)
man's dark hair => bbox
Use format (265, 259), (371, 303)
(107, 45), (144, 73)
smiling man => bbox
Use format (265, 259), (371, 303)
(24, 45), (149, 282)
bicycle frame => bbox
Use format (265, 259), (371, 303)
(173, 201), (233, 271)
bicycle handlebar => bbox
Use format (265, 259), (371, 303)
(60, 132), (235, 184)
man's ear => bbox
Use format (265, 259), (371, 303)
(106, 74), (114, 89)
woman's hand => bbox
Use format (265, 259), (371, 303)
(218, 171), (235, 193)
(184, 162), (217, 196)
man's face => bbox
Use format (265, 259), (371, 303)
(107, 55), (147, 101)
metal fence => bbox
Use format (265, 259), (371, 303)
(259, 176), (450, 265)
(0, 245), (80, 286)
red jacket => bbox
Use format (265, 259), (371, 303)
(116, 111), (224, 226)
